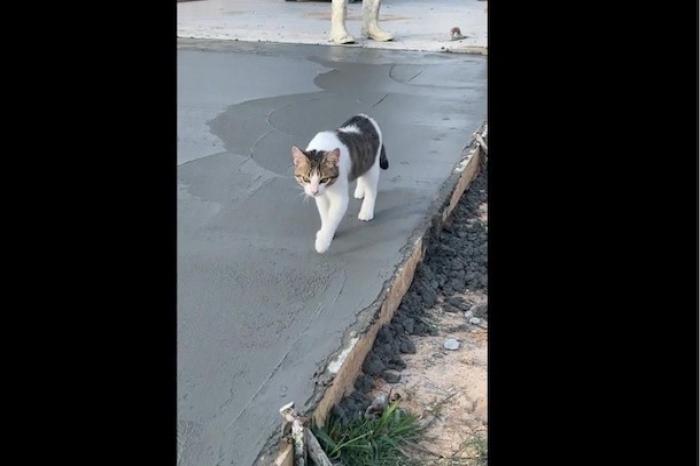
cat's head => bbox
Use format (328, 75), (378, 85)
(291, 146), (340, 197)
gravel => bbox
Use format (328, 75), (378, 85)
(471, 302), (488, 319)
(399, 337), (417, 354)
(382, 370), (402, 383)
(332, 166), (488, 426)
(448, 296), (471, 311)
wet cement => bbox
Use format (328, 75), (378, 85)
(177, 40), (486, 466)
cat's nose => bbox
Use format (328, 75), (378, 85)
(310, 187), (319, 195)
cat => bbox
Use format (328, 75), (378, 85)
(291, 114), (389, 254)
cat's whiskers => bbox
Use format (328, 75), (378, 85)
(296, 186), (312, 203)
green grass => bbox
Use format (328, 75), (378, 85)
(313, 401), (423, 466)
(461, 435), (487, 466)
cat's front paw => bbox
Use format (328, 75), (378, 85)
(315, 231), (333, 254)
(358, 209), (374, 222)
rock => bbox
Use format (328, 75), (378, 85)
(443, 303), (461, 313)
(419, 285), (437, 307)
(382, 370), (401, 383)
(352, 390), (371, 403)
(402, 318), (415, 334)
(471, 302), (488, 319)
(341, 393), (371, 421)
(362, 355), (385, 376)
(399, 338), (417, 354)
(365, 393), (389, 418)
(388, 355), (407, 370)
(443, 338), (460, 350)
(469, 317), (482, 325)
(439, 244), (456, 255)
(464, 310), (474, 320)
(448, 296), (470, 311)
(406, 291), (421, 306)
(378, 343), (395, 360)
(378, 326), (393, 342)
(354, 374), (373, 393)
(389, 322), (404, 336)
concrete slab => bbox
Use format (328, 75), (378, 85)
(177, 39), (486, 466)
(177, 0), (487, 53)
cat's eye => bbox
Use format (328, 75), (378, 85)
(320, 177), (330, 183)
(300, 176), (310, 183)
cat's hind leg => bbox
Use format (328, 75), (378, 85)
(357, 161), (379, 221)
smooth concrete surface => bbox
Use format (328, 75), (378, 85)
(178, 0), (487, 53)
(177, 39), (486, 466)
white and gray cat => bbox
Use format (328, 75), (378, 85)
(291, 114), (389, 254)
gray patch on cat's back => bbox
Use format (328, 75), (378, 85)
(336, 114), (381, 181)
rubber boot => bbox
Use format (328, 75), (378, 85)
(361, 0), (393, 41)
(330, 0), (355, 44)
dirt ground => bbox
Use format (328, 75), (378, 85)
(372, 300), (487, 464)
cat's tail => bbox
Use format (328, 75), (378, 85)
(379, 144), (389, 170)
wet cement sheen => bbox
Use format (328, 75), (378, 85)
(177, 40), (486, 466)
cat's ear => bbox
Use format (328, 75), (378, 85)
(325, 148), (341, 166)
(291, 146), (306, 167)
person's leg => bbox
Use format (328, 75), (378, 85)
(330, 0), (356, 44)
(361, 0), (393, 42)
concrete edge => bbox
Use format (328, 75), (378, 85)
(177, 36), (487, 55)
(257, 121), (487, 466)
(444, 46), (488, 55)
